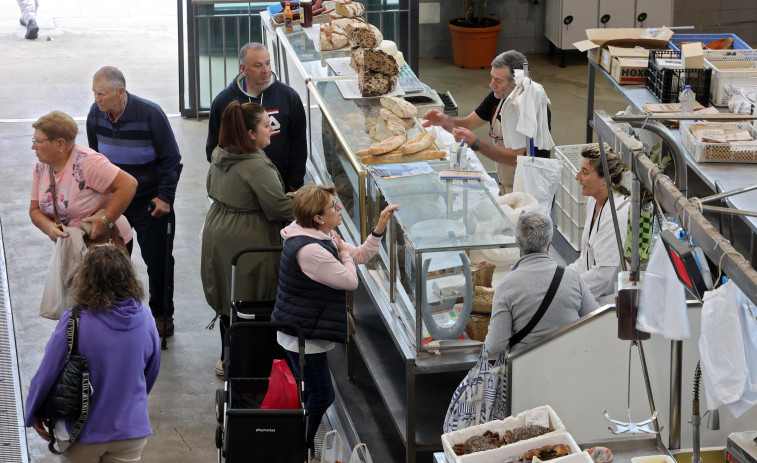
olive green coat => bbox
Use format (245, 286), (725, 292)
(201, 146), (294, 318)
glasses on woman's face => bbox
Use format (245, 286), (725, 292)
(325, 200), (338, 212)
(32, 138), (50, 145)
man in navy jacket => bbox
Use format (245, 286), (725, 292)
(86, 66), (182, 337)
(205, 42), (307, 191)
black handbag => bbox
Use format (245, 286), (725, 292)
(37, 306), (91, 454)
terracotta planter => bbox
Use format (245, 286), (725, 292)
(448, 18), (503, 69)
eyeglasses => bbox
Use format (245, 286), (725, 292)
(32, 138), (50, 145)
(323, 200), (338, 212)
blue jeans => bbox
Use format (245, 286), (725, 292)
(286, 350), (334, 451)
(124, 203), (175, 317)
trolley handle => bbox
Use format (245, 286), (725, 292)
(231, 246), (284, 267)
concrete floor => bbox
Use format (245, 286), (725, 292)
(0, 1), (630, 461)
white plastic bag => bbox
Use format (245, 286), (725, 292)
(699, 280), (748, 411)
(321, 430), (350, 463)
(637, 238), (690, 339)
(443, 344), (507, 433)
(512, 156), (562, 215)
(728, 294), (757, 418)
(349, 443), (373, 463)
(39, 239), (68, 320)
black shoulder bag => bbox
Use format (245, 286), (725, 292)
(37, 306), (91, 454)
(508, 266), (565, 350)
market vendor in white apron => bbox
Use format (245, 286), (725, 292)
(422, 50), (552, 195)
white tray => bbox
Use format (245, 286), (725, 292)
(335, 78), (404, 99)
(452, 431), (582, 463)
(441, 405), (566, 463)
(326, 56), (356, 75)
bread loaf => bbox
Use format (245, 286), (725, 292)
(369, 119), (406, 141)
(360, 48), (399, 76)
(319, 24), (349, 51)
(472, 286), (495, 314)
(380, 96), (417, 118)
(380, 108), (415, 129)
(350, 46), (364, 71)
(349, 22), (383, 48)
(360, 147), (446, 164)
(335, 0), (365, 18)
(357, 68), (397, 97)
(471, 261), (496, 287)
(355, 134), (406, 157)
(386, 132), (435, 155)
(331, 17), (364, 32)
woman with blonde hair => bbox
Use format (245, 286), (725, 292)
(271, 184), (397, 457)
(26, 244), (160, 461)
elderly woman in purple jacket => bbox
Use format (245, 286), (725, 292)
(25, 244), (160, 461)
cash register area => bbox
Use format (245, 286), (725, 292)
(0, 0), (756, 462)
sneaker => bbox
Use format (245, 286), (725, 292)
(154, 316), (174, 337)
(215, 359), (224, 377)
(25, 19), (39, 40)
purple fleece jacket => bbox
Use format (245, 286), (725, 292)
(25, 299), (160, 444)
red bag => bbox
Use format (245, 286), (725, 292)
(260, 359), (300, 410)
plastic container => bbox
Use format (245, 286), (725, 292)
(284, 2), (294, 31)
(680, 120), (757, 163)
(703, 50), (757, 106)
(668, 33), (753, 58)
(680, 85), (695, 115)
(553, 145), (589, 251)
(646, 49), (712, 107)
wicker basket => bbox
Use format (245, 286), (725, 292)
(465, 314), (490, 341)
(680, 121), (757, 163)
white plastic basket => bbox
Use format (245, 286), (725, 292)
(553, 145), (589, 251)
(441, 405), (566, 463)
(703, 51), (757, 106)
(448, 430), (581, 463)
(680, 120), (757, 163)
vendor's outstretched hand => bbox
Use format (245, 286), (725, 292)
(452, 127), (474, 144)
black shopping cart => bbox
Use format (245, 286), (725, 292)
(215, 321), (308, 462)
(229, 246), (283, 324)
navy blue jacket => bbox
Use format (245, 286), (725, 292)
(86, 92), (182, 205)
(272, 235), (348, 344)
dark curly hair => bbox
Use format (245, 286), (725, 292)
(70, 244), (145, 311)
(580, 144), (628, 186)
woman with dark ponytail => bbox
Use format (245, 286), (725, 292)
(201, 101), (293, 376)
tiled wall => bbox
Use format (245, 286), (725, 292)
(673, 0), (757, 44)
(418, 0), (549, 58)
(418, 0), (757, 59)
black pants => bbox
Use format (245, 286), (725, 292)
(125, 203), (175, 318)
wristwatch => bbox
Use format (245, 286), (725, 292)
(370, 227), (385, 238)
(101, 213), (115, 229)
(470, 138), (481, 152)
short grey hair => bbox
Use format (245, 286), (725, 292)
(491, 50), (527, 82)
(515, 210), (553, 255)
(93, 66), (126, 90)
(239, 42), (267, 65)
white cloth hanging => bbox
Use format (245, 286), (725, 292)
(499, 74), (555, 153)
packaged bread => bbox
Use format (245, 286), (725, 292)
(380, 96), (417, 118)
(360, 147), (446, 164)
(385, 132), (435, 155)
(319, 24), (349, 51)
(349, 22), (383, 48)
(472, 286), (495, 313)
(335, 0), (365, 18)
(355, 134), (406, 157)
(357, 67), (397, 97)
(380, 108), (414, 129)
(360, 48), (399, 76)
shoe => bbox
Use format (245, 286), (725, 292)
(215, 359), (224, 377)
(25, 19), (39, 40)
(154, 316), (174, 337)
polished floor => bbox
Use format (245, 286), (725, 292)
(0, 1), (635, 462)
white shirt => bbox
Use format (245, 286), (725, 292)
(568, 195), (630, 305)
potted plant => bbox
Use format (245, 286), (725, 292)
(448, 0), (502, 69)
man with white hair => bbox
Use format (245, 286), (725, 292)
(485, 210), (598, 354)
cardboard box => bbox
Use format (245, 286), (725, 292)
(681, 42), (705, 69)
(573, 26), (673, 64)
(600, 45), (651, 72)
(611, 57), (649, 84)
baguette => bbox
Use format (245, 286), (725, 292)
(360, 147), (446, 164)
(385, 132), (435, 155)
(380, 96), (417, 118)
(355, 134), (406, 157)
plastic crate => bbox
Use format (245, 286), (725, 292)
(668, 33), (753, 59)
(703, 51), (757, 106)
(553, 145), (589, 251)
(680, 120), (757, 163)
(646, 49), (713, 106)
